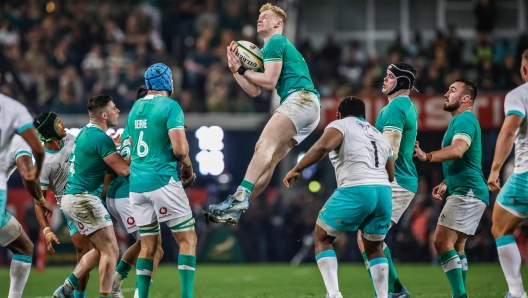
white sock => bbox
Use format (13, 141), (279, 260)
(316, 250), (339, 296)
(112, 272), (124, 291)
(134, 287), (139, 298)
(8, 255), (32, 298)
(497, 236), (525, 297)
(233, 188), (247, 201)
(369, 257), (389, 298)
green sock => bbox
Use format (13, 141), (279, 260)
(459, 253), (468, 286)
(66, 273), (81, 290)
(74, 290), (86, 298)
(384, 243), (403, 293)
(361, 252), (377, 298)
(98, 296), (111, 298)
(439, 250), (466, 298)
(116, 259), (133, 278)
(178, 254), (196, 298)
(239, 180), (254, 196)
(136, 258), (154, 298)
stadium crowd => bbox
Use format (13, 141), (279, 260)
(1, 0), (528, 266)
(0, 0), (526, 114)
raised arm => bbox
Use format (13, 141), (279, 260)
(414, 139), (469, 162)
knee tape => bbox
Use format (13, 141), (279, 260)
(167, 214), (195, 232)
(139, 224), (160, 236)
(0, 216), (22, 247)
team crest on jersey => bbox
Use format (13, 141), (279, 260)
(78, 222), (84, 229)
(160, 207), (168, 214)
(104, 214), (111, 221)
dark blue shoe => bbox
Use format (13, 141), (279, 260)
(208, 195), (249, 213)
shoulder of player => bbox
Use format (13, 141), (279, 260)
(506, 84), (528, 102)
(453, 111), (480, 127)
(266, 34), (287, 47)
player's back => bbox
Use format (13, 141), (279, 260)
(327, 117), (392, 188)
(127, 94), (185, 193)
(0, 94), (34, 189)
(106, 128), (130, 199)
(64, 124), (115, 197)
(505, 83), (528, 174)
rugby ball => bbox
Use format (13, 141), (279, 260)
(234, 41), (263, 70)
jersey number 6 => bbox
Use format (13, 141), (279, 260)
(137, 131), (149, 157)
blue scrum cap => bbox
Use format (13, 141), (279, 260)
(144, 63), (173, 94)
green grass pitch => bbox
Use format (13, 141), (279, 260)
(0, 263), (524, 297)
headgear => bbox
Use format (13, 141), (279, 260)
(144, 63), (173, 95)
(34, 112), (63, 142)
(386, 62), (417, 95)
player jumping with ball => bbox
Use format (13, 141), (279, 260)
(203, 3), (320, 224)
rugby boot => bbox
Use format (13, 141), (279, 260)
(203, 209), (242, 225)
(505, 292), (528, 298)
(389, 286), (410, 298)
(207, 195), (249, 213)
(53, 285), (74, 298)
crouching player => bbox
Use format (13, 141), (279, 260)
(284, 97), (395, 298)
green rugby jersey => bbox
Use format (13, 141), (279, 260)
(64, 124), (117, 197)
(442, 110), (489, 204)
(126, 94), (183, 193)
(375, 95), (418, 193)
(106, 128), (130, 199)
(258, 34), (319, 104)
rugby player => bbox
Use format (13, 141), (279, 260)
(32, 111), (92, 298)
(127, 63), (197, 298)
(487, 49), (528, 298)
(284, 97), (395, 298)
(414, 80), (488, 298)
(53, 95), (130, 298)
(0, 93), (47, 298)
(357, 62), (417, 298)
(203, 3), (320, 224)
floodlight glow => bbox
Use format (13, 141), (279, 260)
(195, 126), (225, 175)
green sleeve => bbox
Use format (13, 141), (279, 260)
(92, 131), (117, 159)
(166, 101), (185, 131)
(380, 103), (406, 132)
(452, 115), (476, 142)
(263, 36), (285, 63)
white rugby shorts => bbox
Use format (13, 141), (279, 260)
(0, 216), (22, 247)
(391, 181), (415, 224)
(275, 90), (320, 144)
(107, 198), (139, 236)
(61, 193), (113, 236)
(130, 177), (192, 227)
(437, 194), (486, 235)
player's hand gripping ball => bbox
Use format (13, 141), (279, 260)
(231, 41), (264, 70)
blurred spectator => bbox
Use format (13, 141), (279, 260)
(218, 0), (245, 33)
(472, 37), (494, 65)
(407, 32), (427, 59)
(496, 53), (522, 91)
(49, 65), (84, 113)
(0, 18), (19, 46)
(446, 25), (464, 68)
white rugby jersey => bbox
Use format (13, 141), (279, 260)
(6, 135), (32, 179)
(40, 133), (76, 204)
(504, 83), (528, 174)
(326, 117), (393, 188)
(0, 93), (34, 190)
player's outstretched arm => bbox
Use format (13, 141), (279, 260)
(33, 189), (60, 256)
(19, 127), (44, 179)
(414, 139), (469, 162)
(104, 153), (130, 177)
(488, 114), (523, 191)
(283, 128), (343, 188)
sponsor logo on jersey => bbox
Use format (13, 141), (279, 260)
(336, 218), (358, 226)
(127, 217), (135, 225)
(440, 213), (446, 221)
(78, 222), (84, 229)
(104, 214), (111, 221)
(160, 207), (168, 214)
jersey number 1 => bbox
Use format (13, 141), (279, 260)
(371, 141), (379, 168)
